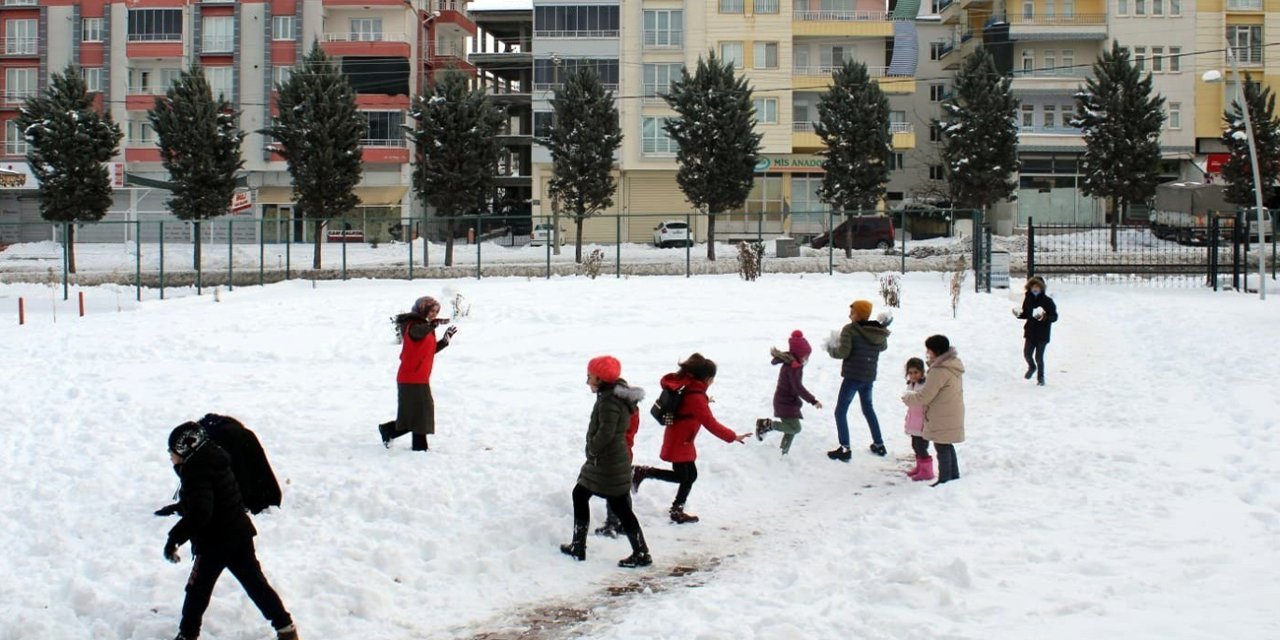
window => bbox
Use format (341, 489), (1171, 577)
(1134, 0), (1146, 15)
(821, 45), (855, 69)
(720, 0), (744, 13)
(793, 103), (811, 127)
(794, 45), (810, 71)
(2, 0), (36, 5)
(642, 116), (676, 155)
(272, 16), (296, 41)
(1022, 104), (1035, 128)
(930, 42), (946, 60)
(1044, 50), (1057, 71)
(1118, 0), (1128, 14)
(1044, 105), (1057, 128)
(1155, 0), (1165, 14)
(4, 19), (36, 54)
(128, 9), (183, 42)
(929, 165), (945, 180)
(791, 174), (829, 218)
(643, 63), (681, 101)
(533, 111), (554, 138)
(1169, 47), (1181, 72)
(1022, 0), (1034, 19)
(1168, 102), (1181, 129)
(929, 122), (942, 142)
(534, 58), (619, 90)
(1063, 0), (1075, 18)
(1062, 49), (1075, 69)
(4, 67), (34, 102)
(84, 67), (103, 93)
(889, 153), (904, 170)
(741, 174), (783, 215)
(1045, 0), (1056, 19)
(1134, 46), (1146, 71)
(720, 42), (744, 68)
(363, 111), (406, 147)
(273, 65), (294, 87)
(82, 17), (104, 43)
(1170, 0), (1181, 14)
(753, 42), (779, 69)
(753, 98), (778, 124)
(1022, 49), (1035, 73)
(205, 66), (233, 100)
(1062, 103), (1076, 126)
(5, 119), (29, 156)
(1228, 0), (1263, 8)
(930, 83), (946, 102)
(202, 17), (235, 53)
(350, 18), (383, 42)
(1152, 46), (1164, 72)
(130, 121), (157, 145)
(534, 6), (620, 38)
(754, 0), (781, 13)
(643, 10), (683, 48)
(1228, 26), (1263, 65)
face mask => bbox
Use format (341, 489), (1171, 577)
(1031, 289), (1041, 296)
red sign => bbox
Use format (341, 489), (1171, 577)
(230, 191), (253, 213)
(1206, 153), (1230, 174)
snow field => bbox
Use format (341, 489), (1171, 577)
(0, 274), (1276, 639)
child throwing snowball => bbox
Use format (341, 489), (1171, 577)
(378, 296), (458, 451)
(901, 358), (933, 482)
(755, 331), (823, 455)
(825, 300), (892, 461)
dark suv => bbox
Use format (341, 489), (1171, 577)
(810, 216), (895, 250)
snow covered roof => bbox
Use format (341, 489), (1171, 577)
(467, 0), (532, 12)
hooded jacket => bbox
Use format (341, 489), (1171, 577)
(578, 381), (646, 496)
(771, 348), (819, 420)
(1017, 292), (1058, 344)
(902, 349), (966, 445)
(657, 373), (738, 463)
(828, 320), (890, 381)
(166, 442), (256, 554)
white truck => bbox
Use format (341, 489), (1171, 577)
(1151, 182), (1272, 245)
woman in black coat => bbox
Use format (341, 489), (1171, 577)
(1013, 276), (1058, 386)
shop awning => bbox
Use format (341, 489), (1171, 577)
(254, 185), (407, 206)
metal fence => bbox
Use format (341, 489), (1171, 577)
(0, 210), (993, 300)
(1026, 215), (1278, 289)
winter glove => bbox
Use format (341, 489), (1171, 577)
(1012, 307), (1021, 318)
(441, 325), (458, 343)
(163, 540), (181, 564)
(154, 503), (181, 517)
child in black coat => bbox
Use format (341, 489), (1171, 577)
(1013, 276), (1058, 386)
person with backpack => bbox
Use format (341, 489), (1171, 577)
(825, 300), (892, 461)
(560, 356), (652, 568)
(1013, 276), (1057, 386)
(159, 422), (298, 640)
(157, 414), (281, 515)
(378, 296), (458, 451)
(632, 354), (752, 524)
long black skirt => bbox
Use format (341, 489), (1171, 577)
(396, 383), (435, 435)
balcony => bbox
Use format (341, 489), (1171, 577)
(127, 33), (183, 58)
(125, 139), (163, 162)
(534, 82), (618, 93)
(1018, 124), (1084, 149)
(361, 138), (409, 164)
(1, 89), (34, 106)
(1007, 13), (1107, 40)
(201, 35), (236, 54)
(1226, 0), (1262, 10)
(1228, 46), (1264, 68)
(538, 28), (620, 39)
(938, 29), (977, 70)
(792, 65), (915, 94)
(433, 0), (477, 36)
(3, 140), (29, 156)
(320, 32), (411, 58)
(1, 37), (37, 56)
(793, 9), (893, 37)
(1011, 66), (1092, 93)
(791, 121), (916, 150)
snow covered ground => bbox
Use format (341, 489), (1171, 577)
(1, 274), (1277, 640)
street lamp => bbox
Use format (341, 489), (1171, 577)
(1203, 47), (1267, 300)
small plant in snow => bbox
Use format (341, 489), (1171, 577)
(581, 248), (605, 279)
(879, 273), (901, 308)
(737, 241), (764, 281)
(948, 256), (967, 318)
(452, 292), (471, 319)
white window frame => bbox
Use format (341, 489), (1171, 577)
(204, 66), (234, 101)
(643, 10), (683, 48)
(1152, 0), (1164, 15)
(5, 118), (29, 156)
(361, 110), (407, 148)
(1043, 104), (1057, 128)
(1045, 0), (1056, 19)
(1228, 25), (1263, 65)
(272, 16), (296, 41)
(720, 0), (745, 13)
(754, 0), (781, 14)
(1118, 0), (1128, 15)
(350, 18), (384, 42)
(1044, 49), (1057, 71)
(753, 42), (779, 70)
(643, 63), (682, 102)
(930, 83), (946, 102)
(1063, 0), (1076, 18)
(720, 42), (744, 69)
(1022, 48), (1035, 73)
(1169, 46), (1181, 72)
(1152, 46), (1164, 72)
(83, 67), (103, 93)
(5, 66), (35, 103)
(642, 116), (677, 156)
(82, 17), (104, 43)
(202, 16), (235, 53)
(1170, 0), (1182, 15)
(1062, 49), (1075, 69)
(1022, 0), (1034, 19)
(753, 97), (778, 124)
(1168, 102), (1181, 129)
(273, 65), (294, 87)
(1021, 103), (1036, 128)
(1135, 0), (1146, 15)
(5, 19), (37, 55)
(1134, 46), (1147, 71)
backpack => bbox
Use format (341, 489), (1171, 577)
(649, 386), (685, 426)
(196, 414), (283, 514)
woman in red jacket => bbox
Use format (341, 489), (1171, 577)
(377, 296), (457, 451)
(632, 353), (751, 524)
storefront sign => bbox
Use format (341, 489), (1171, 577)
(0, 162), (127, 189)
(230, 190), (253, 213)
(1205, 153), (1230, 175)
(754, 154), (825, 173)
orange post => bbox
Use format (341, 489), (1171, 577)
(78, 291), (85, 317)
(17, 297), (23, 325)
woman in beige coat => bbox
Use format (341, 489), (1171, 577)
(902, 335), (965, 486)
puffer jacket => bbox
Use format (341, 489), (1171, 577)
(902, 349), (965, 445)
(771, 349), (819, 420)
(657, 373), (738, 463)
(166, 442), (257, 554)
(578, 381), (646, 496)
(1017, 293), (1058, 344)
(828, 321), (890, 381)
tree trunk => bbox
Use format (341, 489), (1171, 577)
(193, 220), (202, 271)
(444, 218), (455, 267)
(575, 217), (585, 264)
(844, 210), (854, 260)
(67, 223), (76, 275)
(313, 219), (323, 270)
(706, 214), (717, 261)
(553, 209), (562, 257)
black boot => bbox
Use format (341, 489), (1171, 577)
(411, 433), (429, 451)
(869, 442), (887, 457)
(560, 521), (587, 561)
(378, 421), (396, 448)
(594, 510), (622, 538)
(755, 418), (774, 441)
(669, 504), (700, 524)
(932, 446), (954, 487)
(1024, 365), (1036, 380)
(827, 446), (852, 462)
(618, 528), (652, 568)
(630, 465), (649, 494)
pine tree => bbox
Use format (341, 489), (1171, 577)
(1220, 75), (1280, 208)
(545, 67), (623, 263)
(149, 65), (244, 271)
(261, 44), (364, 270)
(408, 69), (505, 267)
(815, 60), (892, 258)
(663, 53), (763, 261)
(940, 47), (1019, 214)
(14, 67), (122, 274)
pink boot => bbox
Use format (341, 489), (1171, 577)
(903, 457), (922, 477)
(908, 456), (935, 482)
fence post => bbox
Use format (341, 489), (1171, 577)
(285, 228), (291, 281)
(545, 219), (551, 280)
(159, 220), (166, 300)
(475, 214), (482, 280)
(135, 219), (142, 302)
(341, 220), (348, 281)
(62, 222), (69, 301)
(408, 217), (414, 281)
(1026, 217), (1035, 278)
(1209, 215), (1219, 291)
(685, 211), (691, 278)
(258, 218), (264, 287)
(196, 222), (203, 297)
(615, 213), (621, 279)
(227, 219), (234, 291)
(900, 210), (906, 275)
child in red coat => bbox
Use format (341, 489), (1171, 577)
(632, 353), (751, 524)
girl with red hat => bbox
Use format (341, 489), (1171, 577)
(755, 331), (823, 455)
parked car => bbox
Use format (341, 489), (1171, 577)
(653, 220), (692, 248)
(530, 223), (565, 247)
(810, 216), (895, 250)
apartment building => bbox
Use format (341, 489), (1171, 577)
(470, 0), (534, 221)
(0, 0), (474, 244)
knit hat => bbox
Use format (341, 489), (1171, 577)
(851, 300), (873, 322)
(413, 296), (440, 316)
(168, 422), (208, 458)
(587, 355), (622, 384)
(788, 330), (812, 361)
